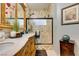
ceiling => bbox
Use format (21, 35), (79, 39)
(26, 3), (51, 9)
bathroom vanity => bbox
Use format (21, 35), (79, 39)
(0, 33), (36, 56)
(15, 34), (36, 56)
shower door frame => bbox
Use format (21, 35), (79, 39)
(26, 18), (53, 45)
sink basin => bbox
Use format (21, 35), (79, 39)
(0, 42), (14, 52)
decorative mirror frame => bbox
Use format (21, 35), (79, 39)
(0, 3), (26, 31)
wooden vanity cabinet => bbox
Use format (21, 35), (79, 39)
(15, 36), (36, 56)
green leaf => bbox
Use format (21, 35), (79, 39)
(13, 20), (20, 32)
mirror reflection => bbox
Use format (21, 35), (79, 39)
(7, 18), (24, 32)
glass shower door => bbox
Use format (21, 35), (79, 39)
(26, 18), (53, 45)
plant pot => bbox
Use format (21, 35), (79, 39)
(16, 32), (22, 38)
(10, 31), (16, 38)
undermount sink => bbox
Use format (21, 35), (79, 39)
(0, 42), (14, 51)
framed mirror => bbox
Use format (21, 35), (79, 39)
(0, 3), (26, 31)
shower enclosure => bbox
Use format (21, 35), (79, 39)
(26, 18), (53, 45)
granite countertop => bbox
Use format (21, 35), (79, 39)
(0, 32), (35, 56)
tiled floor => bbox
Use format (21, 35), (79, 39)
(46, 50), (57, 56)
(36, 45), (57, 56)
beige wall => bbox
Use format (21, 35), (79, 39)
(26, 4), (52, 18)
(29, 9), (50, 18)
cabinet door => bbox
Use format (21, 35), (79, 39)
(60, 43), (74, 56)
(15, 36), (36, 56)
(24, 41), (31, 56)
(15, 46), (25, 56)
(61, 44), (70, 55)
(28, 36), (36, 56)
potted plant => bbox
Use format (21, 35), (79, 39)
(10, 20), (21, 38)
(13, 20), (19, 32)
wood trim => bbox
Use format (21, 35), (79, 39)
(18, 3), (26, 31)
(1, 3), (6, 24)
(0, 24), (12, 29)
(0, 3), (12, 29)
(15, 3), (18, 20)
(24, 6), (26, 31)
(19, 3), (26, 11)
